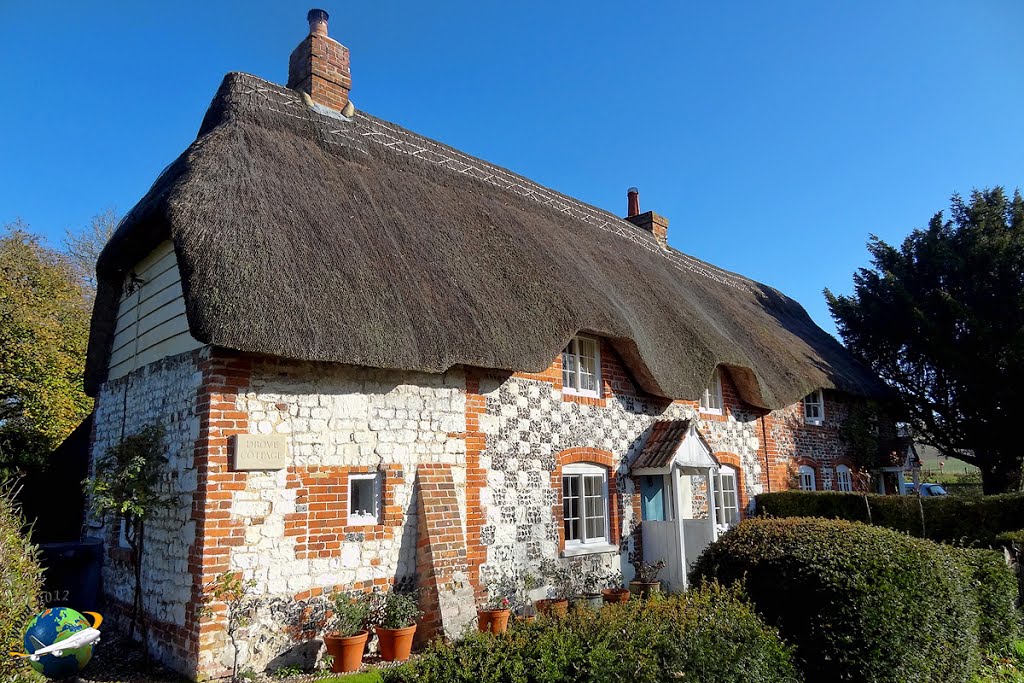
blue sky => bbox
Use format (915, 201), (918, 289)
(1, 1), (1022, 335)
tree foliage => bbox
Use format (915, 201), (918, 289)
(0, 223), (92, 476)
(0, 214), (115, 478)
(826, 188), (1024, 493)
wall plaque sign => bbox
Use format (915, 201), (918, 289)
(233, 434), (288, 471)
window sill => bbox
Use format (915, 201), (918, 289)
(699, 408), (722, 416)
(562, 389), (601, 400)
(560, 543), (619, 558)
(804, 419), (824, 427)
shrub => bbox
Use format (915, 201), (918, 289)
(946, 546), (1021, 653)
(690, 517), (979, 683)
(380, 585), (799, 683)
(755, 490), (1024, 546)
(0, 482), (44, 679)
(997, 529), (1024, 546)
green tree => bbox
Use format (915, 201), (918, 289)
(85, 425), (173, 640)
(826, 188), (1024, 494)
(0, 222), (93, 476)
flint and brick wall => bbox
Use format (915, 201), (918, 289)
(93, 341), (856, 680)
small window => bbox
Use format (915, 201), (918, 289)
(348, 473), (382, 525)
(699, 369), (724, 415)
(714, 466), (740, 528)
(562, 463), (608, 546)
(798, 465), (816, 491)
(835, 464), (853, 492)
(118, 518), (131, 549)
(803, 390), (824, 425)
(561, 336), (601, 398)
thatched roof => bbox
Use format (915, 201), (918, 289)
(85, 72), (887, 408)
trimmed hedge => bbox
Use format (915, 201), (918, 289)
(0, 483), (44, 680)
(996, 529), (1024, 546)
(755, 490), (1024, 546)
(950, 546), (1021, 653)
(690, 518), (986, 683)
(381, 585), (800, 683)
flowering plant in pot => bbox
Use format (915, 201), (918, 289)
(628, 550), (666, 599)
(323, 591), (371, 673)
(368, 584), (422, 662)
(600, 570), (629, 604)
(477, 572), (515, 633)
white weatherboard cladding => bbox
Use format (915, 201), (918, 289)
(108, 240), (203, 381)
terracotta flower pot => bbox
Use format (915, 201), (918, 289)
(628, 580), (661, 600)
(602, 588), (630, 604)
(324, 630), (368, 673)
(477, 608), (512, 633)
(534, 598), (569, 617)
(517, 613), (537, 624)
(374, 624), (417, 662)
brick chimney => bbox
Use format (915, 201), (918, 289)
(288, 9), (353, 113)
(624, 188), (669, 249)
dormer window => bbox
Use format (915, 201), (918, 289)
(562, 335), (601, 397)
(803, 390), (824, 426)
(700, 369), (724, 415)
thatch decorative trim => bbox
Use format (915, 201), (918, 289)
(85, 72), (887, 408)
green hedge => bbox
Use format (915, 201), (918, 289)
(948, 546), (1021, 653)
(755, 490), (1024, 546)
(690, 518), (985, 683)
(996, 529), (1024, 546)
(381, 585), (800, 683)
(0, 483), (44, 680)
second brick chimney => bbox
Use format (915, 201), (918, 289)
(288, 9), (352, 114)
(624, 188), (669, 250)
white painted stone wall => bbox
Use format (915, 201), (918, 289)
(218, 362), (468, 672)
(90, 348), (205, 645)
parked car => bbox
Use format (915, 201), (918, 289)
(902, 482), (948, 497)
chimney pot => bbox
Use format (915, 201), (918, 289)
(627, 187), (640, 217)
(307, 8), (329, 35)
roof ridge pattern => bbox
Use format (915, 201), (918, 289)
(234, 77), (757, 293)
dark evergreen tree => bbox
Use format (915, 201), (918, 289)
(827, 188), (1024, 494)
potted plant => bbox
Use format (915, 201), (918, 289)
(628, 550), (666, 599)
(368, 587), (422, 662)
(600, 570), (629, 604)
(323, 591), (371, 673)
(535, 559), (571, 617)
(516, 572), (540, 622)
(478, 572), (515, 633)
(571, 559), (605, 610)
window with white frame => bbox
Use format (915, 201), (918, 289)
(835, 464), (853, 492)
(714, 466), (740, 528)
(798, 465), (816, 491)
(803, 390), (824, 425)
(561, 336), (601, 397)
(700, 369), (724, 414)
(348, 472), (382, 525)
(562, 463), (608, 547)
